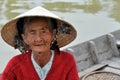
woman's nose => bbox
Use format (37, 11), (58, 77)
(35, 33), (43, 42)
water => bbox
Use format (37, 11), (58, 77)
(1, 0), (120, 73)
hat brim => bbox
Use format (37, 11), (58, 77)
(1, 6), (77, 48)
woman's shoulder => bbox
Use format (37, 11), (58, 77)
(58, 51), (76, 62)
(54, 51), (77, 67)
(2, 52), (31, 75)
(60, 51), (74, 58)
(8, 52), (31, 65)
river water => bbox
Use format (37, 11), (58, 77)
(0, 0), (120, 73)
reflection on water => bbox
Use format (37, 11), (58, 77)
(109, 0), (120, 22)
(43, 0), (102, 13)
(0, 0), (120, 26)
(43, 2), (80, 12)
(1, 0), (120, 73)
(79, 0), (102, 14)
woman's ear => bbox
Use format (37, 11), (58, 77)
(53, 29), (57, 36)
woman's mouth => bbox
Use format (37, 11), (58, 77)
(34, 44), (45, 46)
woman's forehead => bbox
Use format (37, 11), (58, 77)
(24, 17), (50, 23)
(24, 17), (50, 28)
(22, 16), (56, 32)
(27, 25), (49, 30)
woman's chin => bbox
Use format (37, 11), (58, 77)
(31, 45), (50, 53)
(32, 48), (49, 53)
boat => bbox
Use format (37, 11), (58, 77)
(64, 29), (120, 79)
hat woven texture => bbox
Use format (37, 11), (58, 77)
(1, 6), (77, 48)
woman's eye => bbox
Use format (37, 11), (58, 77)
(30, 30), (35, 34)
(41, 30), (46, 33)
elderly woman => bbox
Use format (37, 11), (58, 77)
(1, 6), (79, 80)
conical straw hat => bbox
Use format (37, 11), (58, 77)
(1, 6), (77, 48)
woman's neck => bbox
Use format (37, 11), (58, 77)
(33, 51), (52, 68)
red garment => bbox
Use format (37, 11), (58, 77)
(1, 51), (80, 80)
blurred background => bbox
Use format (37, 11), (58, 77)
(0, 0), (120, 73)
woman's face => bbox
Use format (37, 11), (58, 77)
(22, 18), (56, 54)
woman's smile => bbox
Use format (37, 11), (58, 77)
(34, 43), (46, 47)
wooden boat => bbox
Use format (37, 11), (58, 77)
(64, 29), (120, 79)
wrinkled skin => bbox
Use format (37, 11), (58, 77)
(21, 17), (56, 67)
